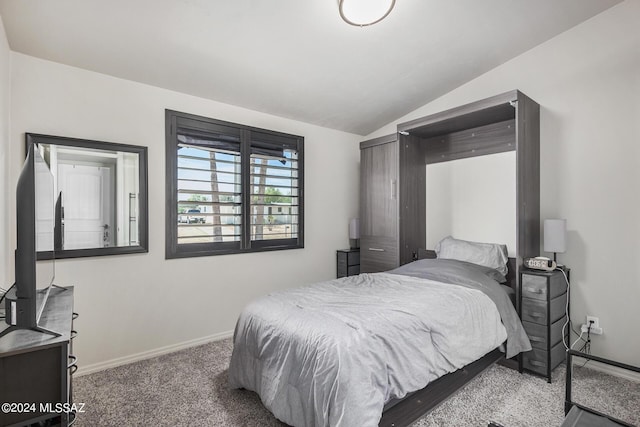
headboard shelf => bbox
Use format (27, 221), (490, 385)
(423, 119), (516, 164)
(397, 90), (519, 138)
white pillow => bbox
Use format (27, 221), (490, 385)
(434, 236), (509, 276)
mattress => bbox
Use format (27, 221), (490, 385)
(229, 259), (531, 427)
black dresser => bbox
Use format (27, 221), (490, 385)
(0, 286), (77, 426)
(520, 268), (569, 382)
(337, 248), (360, 278)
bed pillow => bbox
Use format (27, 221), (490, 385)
(434, 236), (509, 276)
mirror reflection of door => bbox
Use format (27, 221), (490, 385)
(30, 133), (147, 260)
(58, 163), (114, 249)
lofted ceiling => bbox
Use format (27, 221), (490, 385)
(0, 0), (622, 135)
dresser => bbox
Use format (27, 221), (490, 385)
(0, 286), (77, 426)
(337, 248), (360, 278)
(520, 269), (569, 382)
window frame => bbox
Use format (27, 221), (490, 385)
(165, 109), (304, 259)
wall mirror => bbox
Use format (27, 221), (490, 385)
(28, 133), (148, 260)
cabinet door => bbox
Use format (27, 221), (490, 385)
(360, 140), (398, 272)
(360, 141), (398, 237)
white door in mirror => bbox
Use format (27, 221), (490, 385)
(524, 256), (557, 271)
(58, 163), (113, 249)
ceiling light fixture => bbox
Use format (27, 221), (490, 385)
(338, 0), (396, 27)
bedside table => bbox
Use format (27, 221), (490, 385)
(337, 248), (360, 278)
(520, 268), (570, 382)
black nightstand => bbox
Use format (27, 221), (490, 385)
(520, 267), (570, 382)
(337, 248), (360, 278)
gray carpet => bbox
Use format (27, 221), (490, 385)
(74, 338), (640, 426)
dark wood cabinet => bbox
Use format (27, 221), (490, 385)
(520, 269), (569, 382)
(359, 135), (399, 273)
(0, 287), (76, 427)
(359, 134), (427, 272)
(337, 248), (360, 278)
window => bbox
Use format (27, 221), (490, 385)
(166, 110), (304, 258)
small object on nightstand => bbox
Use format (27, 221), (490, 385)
(524, 256), (556, 271)
(337, 248), (360, 278)
(520, 267), (570, 383)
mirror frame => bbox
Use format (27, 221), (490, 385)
(27, 133), (149, 260)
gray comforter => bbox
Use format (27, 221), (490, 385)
(388, 258), (531, 358)
(229, 259), (531, 427)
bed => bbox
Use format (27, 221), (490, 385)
(228, 254), (532, 427)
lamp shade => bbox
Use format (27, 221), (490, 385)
(544, 219), (567, 253)
(349, 218), (360, 240)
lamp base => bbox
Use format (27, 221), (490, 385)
(349, 238), (360, 250)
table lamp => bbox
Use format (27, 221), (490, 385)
(544, 219), (566, 262)
(349, 218), (360, 249)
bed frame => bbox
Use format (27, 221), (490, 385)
(380, 348), (503, 426)
(374, 92), (541, 426)
(376, 249), (517, 427)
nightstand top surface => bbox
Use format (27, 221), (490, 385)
(521, 267), (570, 276)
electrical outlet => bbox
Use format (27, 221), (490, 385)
(581, 316), (603, 335)
(586, 316), (600, 329)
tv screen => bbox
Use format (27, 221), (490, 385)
(34, 145), (55, 290)
(2, 142), (58, 333)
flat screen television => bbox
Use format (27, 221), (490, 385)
(1, 142), (62, 338)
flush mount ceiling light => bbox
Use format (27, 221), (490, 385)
(338, 0), (396, 27)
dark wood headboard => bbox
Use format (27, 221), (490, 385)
(417, 248), (517, 291)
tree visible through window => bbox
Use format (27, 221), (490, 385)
(166, 110), (304, 258)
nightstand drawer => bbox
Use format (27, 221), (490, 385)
(348, 251), (359, 266)
(523, 341), (565, 376)
(337, 251), (359, 266)
(337, 249), (360, 278)
(522, 271), (567, 300)
(523, 318), (565, 350)
(521, 295), (566, 324)
(521, 274), (547, 300)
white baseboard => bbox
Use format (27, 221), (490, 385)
(573, 356), (640, 383)
(76, 330), (234, 377)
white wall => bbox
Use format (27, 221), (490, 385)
(367, 0), (640, 365)
(9, 53), (361, 370)
(426, 152), (516, 256)
(0, 17), (10, 287)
